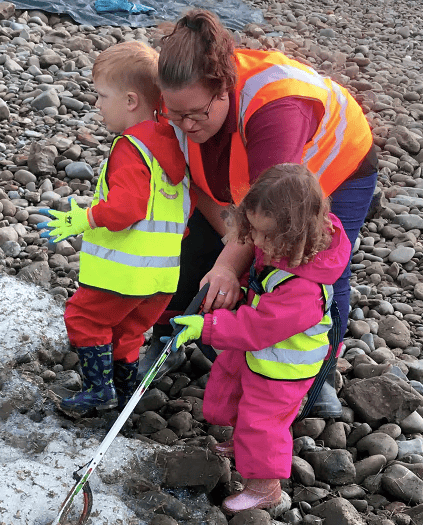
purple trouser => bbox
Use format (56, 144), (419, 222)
(330, 169), (378, 341)
(203, 350), (314, 479)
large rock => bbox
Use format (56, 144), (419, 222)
(312, 497), (366, 525)
(31, 89), (61, 111)
(27, 143), (57, 176)
(130, 491), (191, 521)
(382, 464), (423, 504)
(0, 225), (18, 246)
(354, 455), (387, 485)
(0, 98), (9, 120)
(302, 449), (356, 485)
(376, 315), (411, 349)
(356, 433), (398, 461)
(17, 261), (52, 287)
(404, 504), (423, 525)
(389, 125), (421, 154)
(0, 2), (15, 19)
(343, 375), (421, 427)
(155, 446), (230, 492)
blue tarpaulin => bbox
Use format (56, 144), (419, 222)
(12, 0), (263, 30)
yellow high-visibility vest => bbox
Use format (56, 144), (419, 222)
(246, 269), (333, 380)
(79, 134), (190, 297)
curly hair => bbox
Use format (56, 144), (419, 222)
(158, 9), (237, 94)
(230, 164), (334, 268)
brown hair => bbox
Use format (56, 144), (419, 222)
(231, 164), (333, 267)
(158, 9), (237, 94)
(92, 41), (160, 107)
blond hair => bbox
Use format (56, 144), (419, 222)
(92, 41), (160, 107)
(231, 164), (333, 268)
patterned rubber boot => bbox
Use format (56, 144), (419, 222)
(310, 358), (343, 418)
(222, 479), (282, 514)
(114, 360), (139, 410)
(60, 344), (118, 413)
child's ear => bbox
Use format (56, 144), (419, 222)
(127, 91), (139, 111)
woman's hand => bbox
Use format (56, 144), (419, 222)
(200, 264), (240, 312)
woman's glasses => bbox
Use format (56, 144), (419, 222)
(159, 94), (216, 122)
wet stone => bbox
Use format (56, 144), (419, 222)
(312, 497), (366, 525)
(302, 449), (356, 486)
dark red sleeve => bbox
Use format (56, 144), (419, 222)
(245, 97), (325, 183)
(91, 137), (150, 231)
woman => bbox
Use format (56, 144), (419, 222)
(139, 9), (378, 418)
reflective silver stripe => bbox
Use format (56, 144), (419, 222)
(263, 271), (333, 335)
(302, 89), (332, 166)
(164, 135), (204, 224)
(264, 270), (333, 312)
(82, 240), (180, 268)
(239, 63), (328, 131)
(154, 127), (191, 221)
(98, 161), (107, 201)
(182, 171), (190, 222)
(131, 220), (186, 234)
(251, 345), (328, 365)
(125, 135), (154, 165)
(170, 123), (190, 164)
(100, 135), (190, 234)
(264, 269), (293, 293)
(304, 322), (332, 336)
(239, 63), (349, 178)
(310, 81), (348, 177)
(325, 284), (334, 310)
(99, 179), (105, 201)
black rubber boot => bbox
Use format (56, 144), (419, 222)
(310, 358), (343, 418)
(60, 344), (118, 413)
(137, 326), (186, 382)
(114, 360), (139, 410)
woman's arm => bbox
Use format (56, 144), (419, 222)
(193, 184), (254, 311)
(202, 277), (324, 352)
(200, 240), (254, 312)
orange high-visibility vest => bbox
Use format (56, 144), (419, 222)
(171, 49), (373, 206)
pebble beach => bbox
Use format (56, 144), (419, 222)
(1, 0), (423, 523)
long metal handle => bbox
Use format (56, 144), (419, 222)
(51, 283), (210, 525)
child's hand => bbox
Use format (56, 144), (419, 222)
(37, 197), (92, 243)
(161, 315), (205, 352)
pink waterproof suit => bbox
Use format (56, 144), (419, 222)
(202, 213), (351, 479)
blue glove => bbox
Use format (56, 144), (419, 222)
(37, 206), (58, 243)
(37, 197), (92, 243)
(160, 315), (205, 353)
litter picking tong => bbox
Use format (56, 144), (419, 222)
(51, 283), (210, 525)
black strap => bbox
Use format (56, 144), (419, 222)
(195, 338), (217, 363)
(296, 300), (341, 421)
(248, 260), (278, 296)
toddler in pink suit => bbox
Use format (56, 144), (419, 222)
(170, 163), (351, 514)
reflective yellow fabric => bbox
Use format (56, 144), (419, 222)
(246, 269), (332, 380)
(79, 135), (190, 296)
